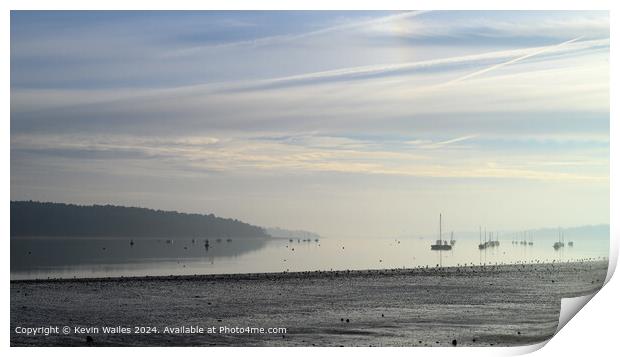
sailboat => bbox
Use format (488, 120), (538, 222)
(487, 232), (499, 247)
(450, 231), (456, 246)
(553, 228), (565, 249)
(478, 226), (487, 250)
(431, 214), (452, 251)
(488, 232), (495, 247)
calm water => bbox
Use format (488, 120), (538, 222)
(11, 236), (609, 280)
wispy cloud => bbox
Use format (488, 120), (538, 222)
(164, 11), (431, 57)
(418, 134), (479, 149)
(11, 37), (607, 116)
(11, 133), (608, 184)
(440, 36), (584, 87)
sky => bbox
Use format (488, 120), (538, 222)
(10, 11), (609, 238)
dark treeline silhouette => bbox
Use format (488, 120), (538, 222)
(11, 201), (269, 238)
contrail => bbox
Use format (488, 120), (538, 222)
(165, 11), (431, 56)
(422, 134), (479, 149)
(440, 36), (584, 87)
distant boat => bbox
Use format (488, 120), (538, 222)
(568, 241), (574, 247)
(449, 231), (456, 246)
(478, 226), (487, 250)
(431, 214), (452, 251)
(553, 228), (565, 249)
(487, 232), (499, 247)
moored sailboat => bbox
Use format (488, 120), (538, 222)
(431, 214), (452, 251)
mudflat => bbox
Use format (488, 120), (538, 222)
(10, 260), (607, 347)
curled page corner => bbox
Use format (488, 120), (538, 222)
(504, 340), (548, 355)
(556, 293), (596, 334)
(604, 232), (618, 284)
(511, 255), (614, 354)
(511, 293), (599, 355)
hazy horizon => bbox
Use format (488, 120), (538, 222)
(8, 199), (610, 240)
(11, 11), (609, 238)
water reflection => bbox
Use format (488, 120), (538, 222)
(11, 236), (608, 280)
(11, 237), (268, 279)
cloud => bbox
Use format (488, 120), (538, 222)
(418, 135), (479, 149)
(440, 36), (583, 87)
(364, 11), (609, 44)
(211, 38), (606, 93)
(163, 11), (431, 57)
(11, 133), (608, 184)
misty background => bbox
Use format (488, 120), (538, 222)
(10, 11), (609, 238)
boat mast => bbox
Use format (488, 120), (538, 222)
(439, 213), (442, 267)
(439, 213), (442, 243)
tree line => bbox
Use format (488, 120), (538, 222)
(10, 201), (269, 238)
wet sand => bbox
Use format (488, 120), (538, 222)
(11, 260), (607, 347)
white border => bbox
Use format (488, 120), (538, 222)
(3, 1), (617, 356)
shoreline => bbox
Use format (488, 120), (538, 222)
(11, 258), (608, 284)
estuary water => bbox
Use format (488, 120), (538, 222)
(11, 234), (608, 280)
